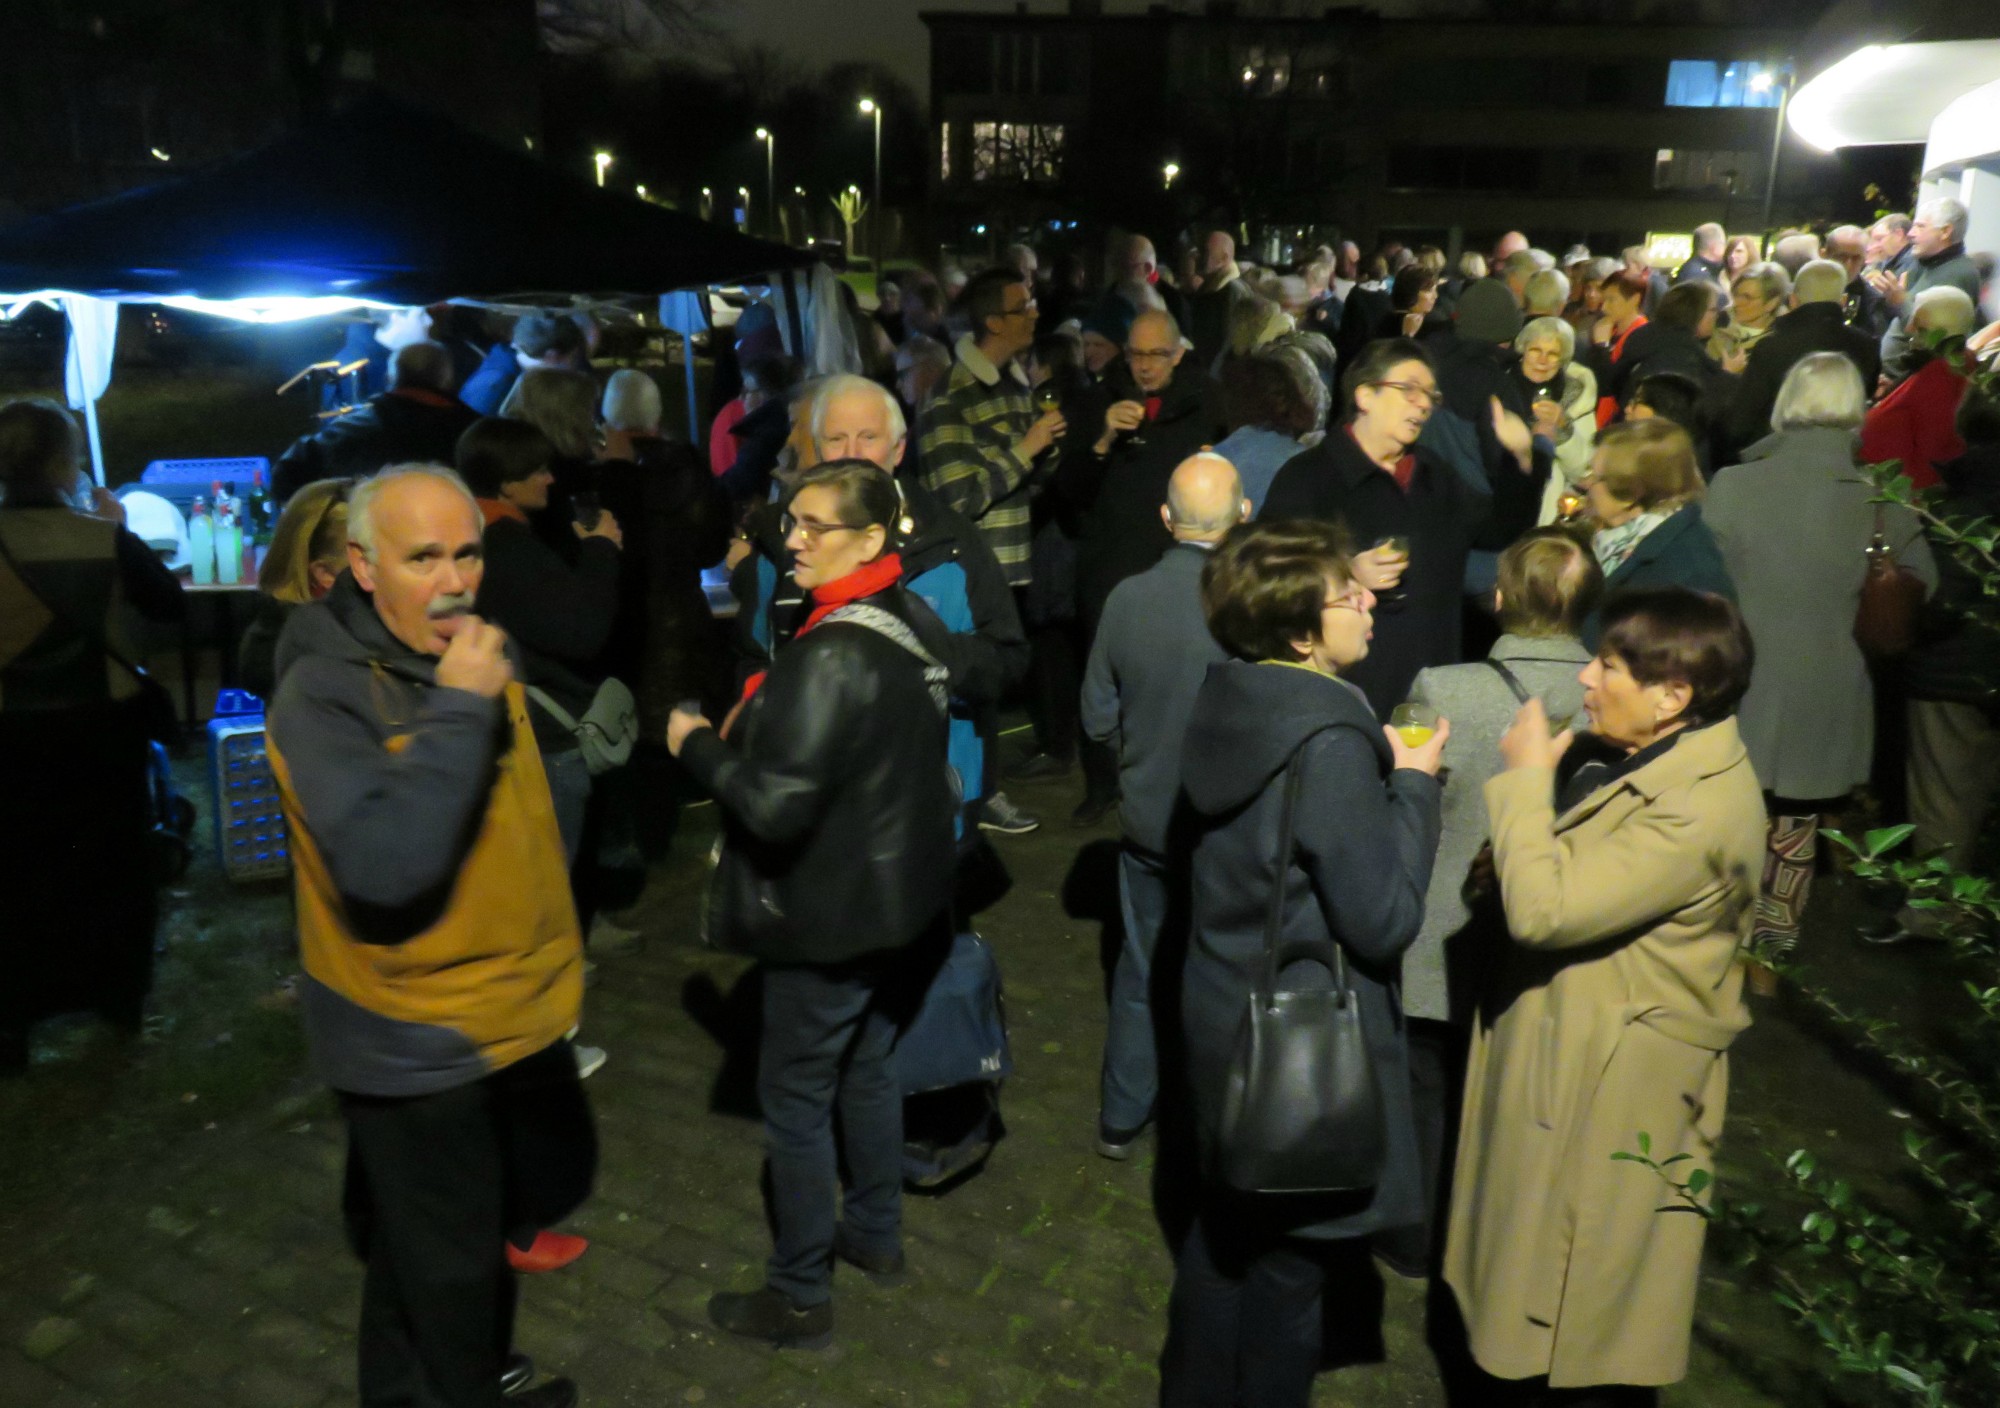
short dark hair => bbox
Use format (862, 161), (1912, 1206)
(1221, 352), (1317, 438)
(1201, 519), (1354, 662)
(1496, 528), (1603, 637)
(1390, 265), (1439, 312)
(1602, 268), (1652, 304)
(511, 313), (585, 360)
(455, 416), (552, 497)
(1598, 587), (1754, 727)
(1654, 281), (1718, 332)
(389, 340), (454, 393)
(743, 354), (802, 398)
(0, 396), (81, 506)
(1340, 337), (1433, 420)
(1628, 372), (1705, 438)
(962, 268), (1027, 340)
(789, 458), (907, 546)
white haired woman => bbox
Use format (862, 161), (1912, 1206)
(1510, 315), (1597, 522)
(1706, 352), (1937, 956)
(1861, 285), (1980, 490)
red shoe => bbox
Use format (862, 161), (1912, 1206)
(506, 1230), (589, 1273)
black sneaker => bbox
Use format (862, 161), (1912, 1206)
(1070, 793), (1117, 829)
(978, 791), (1042, 835)
(1095, 1120), (1149, 1160)
(501, 1351), (536, 1395)
(834, 1228), (911, 1287)
(1006, 751), (1073, 781)
(707, 1286), (834, 1350)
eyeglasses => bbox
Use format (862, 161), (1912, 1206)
(1323, 589), (1370, 613)
(1127, 348), (1177, 363)
(782, 513), (863, 544)
(1369, 380), (1438, 408)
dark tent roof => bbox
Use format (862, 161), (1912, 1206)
(0, 94), (813, 305)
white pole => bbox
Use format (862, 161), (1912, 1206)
(80, 393), (107, 487)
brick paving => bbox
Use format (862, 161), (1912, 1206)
(0, 768), (1810, 1408)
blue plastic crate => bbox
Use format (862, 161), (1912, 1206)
(208, 711), (290, 883)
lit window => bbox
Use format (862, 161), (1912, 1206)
(1665, 60), (1785, 108)
(969, 122), (1065, 184)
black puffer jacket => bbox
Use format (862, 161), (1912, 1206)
(680, 583), (957, 964)
(272, 389), (478, 503)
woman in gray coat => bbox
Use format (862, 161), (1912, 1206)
(1391, 529), (1601, 1272)
(1706, 352), (1936, 951)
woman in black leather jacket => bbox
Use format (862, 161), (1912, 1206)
(667, 459), (956, 1350)
(1162, 519), (1449, 1408)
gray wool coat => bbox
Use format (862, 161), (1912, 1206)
(1405, 635), (1592, 1022)
(1705, 428), (1937, 800)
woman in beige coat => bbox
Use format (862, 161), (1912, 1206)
(1444, 587), (1765, 1405)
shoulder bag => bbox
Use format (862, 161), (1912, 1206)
(1855, 503), (1924, 659)
(524, 677), (637, 775)
(1214, 732), (1387, 1195)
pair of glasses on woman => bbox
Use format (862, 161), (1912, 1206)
(781, 513), (863, 545)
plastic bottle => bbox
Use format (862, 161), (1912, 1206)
(213, 482), (242, 585)
(189, 495), (215, 585)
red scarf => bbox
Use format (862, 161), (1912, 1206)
(478, 498), (528, 526)
(739, 552), (905, 705)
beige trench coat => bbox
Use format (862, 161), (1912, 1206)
(1443, 719), (1766, 1388)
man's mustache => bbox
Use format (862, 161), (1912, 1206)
(428, 592), (476, 620)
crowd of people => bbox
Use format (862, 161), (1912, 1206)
(3, 194), (1998, 1408)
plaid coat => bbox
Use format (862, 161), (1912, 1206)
(917, 335), (1037, 586)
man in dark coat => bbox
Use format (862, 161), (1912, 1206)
(1068, 308), (1224, 822)
(1870, 196), (1984, 374)
(273, 342), (477, 503)
(1263, 338), (1527, 718)
(458, 312), (587, 418)
(1187, 229), (1256, 372)
(1721, 259), (1882, 463)
(1673, 223), (1726, 285)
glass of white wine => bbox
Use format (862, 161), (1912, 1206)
(1390, 702), (1439, 749)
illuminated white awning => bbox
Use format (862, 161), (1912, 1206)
(1788, 39), (2000, 154)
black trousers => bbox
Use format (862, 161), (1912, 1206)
(339, 1040), (596, 1408)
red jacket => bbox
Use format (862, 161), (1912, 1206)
(1861, 357), (1969, 491)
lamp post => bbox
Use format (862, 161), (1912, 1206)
(755, 128), (775, 238)
(1752, 66), (1796, 241)
(858, 98), (883, 276)
(1163, 161), (1180, 190)
(738, 186), (751, 231)
(701, 186), (713, 221)
(593, 150), (612, 187)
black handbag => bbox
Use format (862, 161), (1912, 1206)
(1214, 735), (1387, 1195)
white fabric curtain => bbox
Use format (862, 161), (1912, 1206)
(61, 295), (119, 485)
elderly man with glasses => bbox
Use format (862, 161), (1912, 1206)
(1067, 307), (1227, 825)
(1262, 338), (1522, 720)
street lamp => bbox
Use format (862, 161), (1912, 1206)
(858, 98), (883, 276)
(593, 150), (612, 187)
(635, 184), (647, 199)
(1751, 66), (1796, 239)
(701, 186), (713, 220)
(755, 127), (775, 238)
(738, 185), (751, 230)
(1163, 161), (1181, 189)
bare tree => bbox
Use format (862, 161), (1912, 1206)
(537, 0), (723, 57)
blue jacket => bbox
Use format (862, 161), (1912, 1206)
(1583, 502), (1736, 649)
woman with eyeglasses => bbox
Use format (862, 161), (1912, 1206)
(1162, 518), (1448, 1407)
(1262, 338), (1522, 719)
(1576, 419), (1734, 648)
(238, 477), (351, 701)
(666, 459), (957, 1351)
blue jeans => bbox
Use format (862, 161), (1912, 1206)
(1099, 846), (1169, 1132)
(543, 746), (592, 869)
(759, 952), (934, 1305)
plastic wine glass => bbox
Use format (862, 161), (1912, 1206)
(1390, 702), (1439, 749)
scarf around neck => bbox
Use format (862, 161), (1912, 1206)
(1593, 510), (1669, 575)
(739, 551), (905, 704)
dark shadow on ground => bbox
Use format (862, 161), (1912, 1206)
(681, 967), (763, 1120)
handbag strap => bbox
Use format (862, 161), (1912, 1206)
(1484, 657), (1533, 705)
(1259, 729), (1352, 998)
(0, 517), (152, 688)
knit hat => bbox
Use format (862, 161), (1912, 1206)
(733, 301), (785, 362)
(1454, 278), (1524, 345)
(1079, 293), (1137, 347)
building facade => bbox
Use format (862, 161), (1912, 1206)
(923, 2), (1833, 257)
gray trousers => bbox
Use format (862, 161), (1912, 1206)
(1908, 699), (2000, 863)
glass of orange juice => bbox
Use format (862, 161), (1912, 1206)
(1390, 703), (1439, 749)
